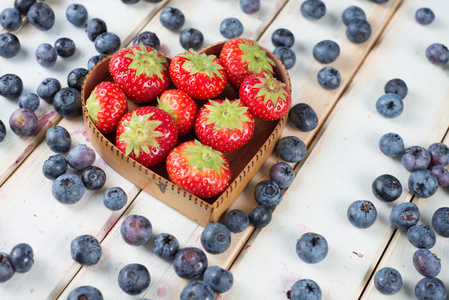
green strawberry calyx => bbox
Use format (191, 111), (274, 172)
(178, 49), (224, 80)
(204, 99), (251, 131)
(184, 140), (227, 174)
(253, 73), (289, 106)
(118, 111), (164, 157)
(124, 43), (167, 79)
(240, 40), (275, 74)
(156, 97), (178, 121)
(85, 88), (101, 123)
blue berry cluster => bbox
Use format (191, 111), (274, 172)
(0, 243), (34, 283)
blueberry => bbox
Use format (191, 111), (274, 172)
(27, 2), (55, 31)
(35, 43), (57, 68)
(432, 207), (449, 237)
(54, 37), (76, 58)
(415, 8), (435, 26)
(67, 286), (103, 300)
(317, 66), (341, 90)
(0, 120), (6, 142)
(313, 40), (340, 64)
(407, 225), (436, 249)
(248, 205), (272, 228)
(87, 54), (107, 70)
(18, 92), (40, 112)
(379, 132), (404, 157)
(152, 233), (179, 259)
(428, 143), (449, 166)
(384, 78), (408, 99)
(375, 93), (404, 118)
(94, 32), (121, 55)
(240, 0), (260, 14)
(103, 187), (127, 211)
(372, 174), (402, 202)
(179, 28), (204, 51)
(276, 136), (307, 163)
(431, 165), (449, 187)
(14, 0), (37, 15)
(121, 0), (140, 4)
(66, 3), (88, 26)
(426, 43), (449, 66)
(0, 73), (23, 99)
(81, 166), (106, 190)
(269, 161), (295, 188)
(71, 234), (102, 266)
(203, 266), (233, 293)
(37, 77), (61, 104)
(273, 47), (296, 69)
(9, 108), (38, 137)
(342, 6), (366, 26)
(389, 202), (420, 231)
(287, 279), (322, 300)
(52, 173), (85, 204)
(408, 169), (438, 198)
(67, 144), (96, 170)
(143, 0), (163, 2)
(133, 31), (160, 50)
(42, 154), (68, 180)
(0, 253), (15, 283)
(85, 18), (107, 42)
(9, 243), (33, 273)
(180, 280), (214, 300)
(347, 200), (377, 229)
(300, 0), (326, 20)
(415, 277), (447, 300)
(220, 209), (249, 233)
(173, 247), (208, 279)
(53, 87), (82, 118)
(67, 68), (88, 91)
(296, 232), (328, 264)
(220, 18), (244, 39)
(0, 8), (22, 31)
(373, 267), (402, 295)
(254, 180), (282, 208)
(370, 0), (389, 3)
(120, 214), (152, 246)
(118, 263), (150, 295)
(201, 222), (231, 254)
(288, 103), (318, 133)
(271, 28), (295, 48)
(159, 7), (185, 30)
(346, 19), (372, 44)
(0, 32), (21, 58)
(413, 249), (441, 278)
(46, 125), (71, 154)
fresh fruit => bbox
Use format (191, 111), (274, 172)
(37, 77), (61, 104)
(269, 161), (295, 188)
(133, 31), (160, 50)
(195, 99), (254, 152)
(431, 207), (449, 237)
(120, 214), (152, 246)
(103, 187), (128, 211)
(273, 47), (296, 69)
(271, 28), (295, 48)
(116, 106), (178, 167)
(65, 3), (88, 26)
(85, 81), (128, 134)
(379, 133), (404, 157)
(313, 40), (340, 64)
(346, 19), (372, 43)
(389, 202), (420, 231)
(81, 166), (106, 190)
(413, 249), (441, 278)
(296, 232), (328, 264)
(276, 136), (307, 163)
(200, 222), (232, 254)
(71, 234), (102, 266)
(428, 143), (449, 166)
(0, 73), (23, 99)
(27, 2), (55, 31)
(181, 280), (215, 300)
(287, 279), (322, 300)
(9, 108), (38, 137)
(156, 89), (198, 136)
(239, 72), (291, 120)
(159, 7), (185, 30)
(94, 32), (121, 55)
(67, 286), (103, 300)
(415, 8), (435, 25)
(203, 266), (234, 293)
(414, 277), (447, 300)
(425, 43), (449, 66)
(54, 87), (83, 118)
(220, 38), (275, 89)
(317, 66), (341, 90)
(85, 18), (107, 42)
(54, 37), (76, 58)
(371, 174), (402, 202)
(248, 205), (272, 228)
(408, 169), (438, 198)
(0, 33), (21, 58)
(87, 54), (107, 70)
(18, 92), (40, 112)
(118, 263), (151, 295)
(52, 173), (85, 204)
(46, 125), (72, 154)
(0, 8), (22, 31)
(240, 0), (260, 14)
(152, 233), (179, 259)
(342, 6), (366, 26)
(9, 243), (33, 273)
(347, 200), (377, 229)
(384, 78), (408, 99)
(376, 93), (404, 118)
(67, 144), (96, 170)
(407, 225), (436, 249)
(220, 209), (249, 233)
(42, 154), (68, 180)
(220, 18), (244, 39)
(373, 267), (403, 295)
(431, 165), (449, 187)
(173, 247), (208, 279)
(67, 68), (88, 91)
(401, 146), (431, 172)
(110, 44), (170, 103)
(14, 0), (36, 15)
(300, 0), (326, 20)
(288, 103), (318, 132)
(179, 28), (204, 51)
(166, 140), (232, 198)
(0, 253), (15, 283)
(0, 120), (6, 142)
(35, 43), (57, 68)
(254, 180), (282, 208)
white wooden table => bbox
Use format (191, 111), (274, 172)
(1, 0), (449, 299)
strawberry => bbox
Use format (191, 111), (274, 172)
(85, 81), (128, 134)
(219, 38), (275, 89)
(166, 140), (232, 198)
(239, 72), (291, 120)
(195, 99), (255, 153)
(109, 43), (170, 104)
(156, 89), (198, 136)
(169, 49), (227, 100)
(116, 106), (178, 168)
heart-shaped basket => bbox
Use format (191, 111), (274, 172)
(81, 41), (291, 227)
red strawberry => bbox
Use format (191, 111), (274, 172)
(109, 43), (170, 104)
(156, 89), (198, 136)
(239, 72), (291, 120)
(195, 99), (255, 153)
(85, 81), (128, 134)
(116, 106), (178, 167)
(219, 38), (275, 89)
(166, 140), (232, 198)
(169, 49), (227, 100)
